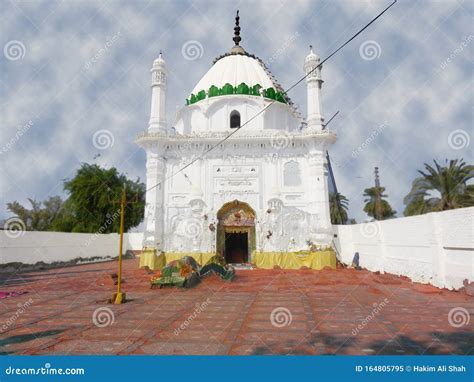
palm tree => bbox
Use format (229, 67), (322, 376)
(404, 159), (473, 216)
(363, 186), (396, 220)
(329, 192), (349, 224)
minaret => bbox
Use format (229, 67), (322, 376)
(140, 52), (167, 265)
(304, 45), (324, 130)
(149, 52), (167, 134)
(374, 167), (382, 220)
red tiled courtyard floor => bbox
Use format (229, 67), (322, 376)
(0, 258), (472, 355)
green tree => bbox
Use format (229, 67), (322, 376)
(5, 164), (146, 233)
(404, 159), (473, 216)
(6, 196), (65, 231)
(363, 186), (396, 220)
(329, 192), (349, 224)
(63, 163), (145, 233)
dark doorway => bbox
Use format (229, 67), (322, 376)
(224, 232), (248, 263)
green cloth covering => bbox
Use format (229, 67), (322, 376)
(150, 258), (198, 288)
(150, 254), (235, 288)
(200, 256), (235, 281)
(205, 254), (226, 266)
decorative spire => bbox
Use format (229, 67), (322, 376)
(374, 167), (380, 187)
(233, 10), (241, 46)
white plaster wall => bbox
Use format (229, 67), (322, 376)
(333, 207), (474, 290)
(174, 95), (300, 135)
(161, 148), (332, 253)
(0, 231), (144, 265)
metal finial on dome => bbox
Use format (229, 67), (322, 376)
(230, 10), (245, 54)
(233, 10), (241, 46)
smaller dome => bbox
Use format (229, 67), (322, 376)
(153, 52), (166, 68)
(304, 45), (319, 62)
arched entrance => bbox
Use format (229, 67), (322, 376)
(216, 200), (256, 263)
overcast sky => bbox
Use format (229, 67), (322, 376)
(1, 0), (472, 223)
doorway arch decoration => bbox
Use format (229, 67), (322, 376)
(216, 200), (256, 263)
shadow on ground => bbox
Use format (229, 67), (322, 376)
(0, 329), (65, 355)
(251, 331), (474, 355)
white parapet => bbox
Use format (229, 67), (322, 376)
(0, 231), (144, 266)
(333, 207), (474, 290)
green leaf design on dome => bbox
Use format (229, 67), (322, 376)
(208, 85), (219, 97)
(186, 83), (287, 105)
(235, 82), (249, 95)
(196, 90), (206, 102)
(264, 87), (276, 100)
(221, 83), (234, 95)
(250, 84), (261, 96)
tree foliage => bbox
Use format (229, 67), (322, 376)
(403, 159), (473, 216)
(329, 192), (349, 224)
(63, 164), (145, 233)
(6, 196), (65, 231)
(6, 164), (145, 233)
(363, 186), (396, 220)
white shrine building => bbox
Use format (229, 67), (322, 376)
(137, 12), (337, 269)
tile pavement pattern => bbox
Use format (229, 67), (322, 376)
(0, 259), (472, 355)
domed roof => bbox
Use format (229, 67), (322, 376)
(153, 51), (166, 68)
(184, 11), (304, 125)
(304, 46), (319, 62)
(190, 54), (274, 96)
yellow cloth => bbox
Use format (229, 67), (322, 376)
(140, 250), (336, 271)
(139, 252), (216, 270)
(253, 250), (336, 270)
(139, 249), (165, 270)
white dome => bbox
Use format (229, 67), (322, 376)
(304, 46), (319, 63)
(153, 52), (166, 68)
(190, 54), (275, 96)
